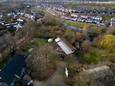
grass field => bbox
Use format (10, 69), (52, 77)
(33, 38), (48, 46)
(64, 20), (96, 29)
(21, 38), (48, 53)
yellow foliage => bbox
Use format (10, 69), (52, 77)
(99, 35), (115, 53)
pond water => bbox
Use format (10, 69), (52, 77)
(0, 54), (26, 85)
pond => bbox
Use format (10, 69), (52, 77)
(0, 54), (26, 85)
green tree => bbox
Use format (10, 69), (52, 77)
(83, 49), (103, 64)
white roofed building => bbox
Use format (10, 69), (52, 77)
(55, 37), (75, 55)
(110, 18), (115, 26)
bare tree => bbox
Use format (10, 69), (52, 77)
(27, 44), (57, 80)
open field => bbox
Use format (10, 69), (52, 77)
(64, 20), (96, 29)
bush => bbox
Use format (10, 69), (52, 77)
(81, 40), (92, 52)
(83, 49), (103, 64)
(98, 35), (115, 53)
(64, 30), (76, 43)
(106, 26), (115, 35)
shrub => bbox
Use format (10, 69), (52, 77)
(83, 49), (103, 64)
(99, 35), (115, 53)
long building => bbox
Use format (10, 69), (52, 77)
(2, 0), (115, 3)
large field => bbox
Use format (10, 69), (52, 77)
(64, 20), (97, 29)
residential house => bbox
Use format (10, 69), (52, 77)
(92, 16), (103, 24)
(110, 18), (115, 26)
(0, 15), (3, 19)
(71, 13), (78, 18)
(25, 13), (40, 21)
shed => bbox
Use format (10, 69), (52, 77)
(55, 37), (75, 55)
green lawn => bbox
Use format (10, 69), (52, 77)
(33, 38), (48, 46)
(64, 20), (96, 29)
(21, 38), (48, 53)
